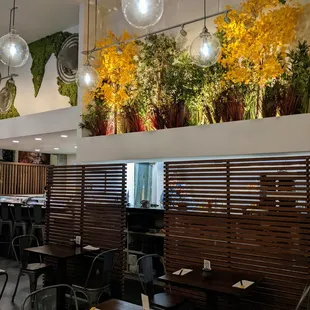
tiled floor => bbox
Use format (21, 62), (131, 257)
(0, 258), (44, 310)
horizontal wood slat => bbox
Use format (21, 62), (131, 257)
(0, 162), (47, 195)
(46, 164), (127, 297)
(164, 156), (310, 310)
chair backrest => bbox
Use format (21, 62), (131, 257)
(0, 203), (10, 221)
(296, 281), (310, 310)
(12, 235), (40, 269)
(84, 249), (119, 289)
(22, 284), (79, 310)
(11, 203), (23, 222)
(33, 205), (43, 225)
(137, 254), (166, 300)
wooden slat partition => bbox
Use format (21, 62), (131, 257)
(46, 164), (127, 296)
(0, 162), (47, 195)
(164, 156), (310, 309)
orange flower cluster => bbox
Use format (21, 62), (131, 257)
(90, 31), (138, 111)
(215, 0), (304, 86)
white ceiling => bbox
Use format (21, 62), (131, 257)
(0, 130), (77, 154)
(0, 0), (80, 43)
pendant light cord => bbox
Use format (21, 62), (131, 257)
(93, 0), (97, 50)
(86, 0), (90, 62)
(203, 0), (207, 28)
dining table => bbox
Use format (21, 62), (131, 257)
(25, 244), (91, 307)
(158, 268), (264, 309)
(96, 299), (152, 310)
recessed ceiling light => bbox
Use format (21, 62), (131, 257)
(13, 140), (19, 143)
(35, 149), (40, 152)
(35, 138), (42, 141)
(54, 148), (59, 151)
(74, 146), (78, 149)
(61, 135), (68, 138)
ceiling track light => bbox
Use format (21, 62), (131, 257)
(76, 0), (99, 91)
(0, 0), (29, 68)
(189, 0), (221, 68)
(180, 25), (187, 37)
(224, 12), (231, 24)
(83, 9), (230, 55)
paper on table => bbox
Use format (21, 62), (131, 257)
(173, 268), (193, 276)
(83, 245), (100, 251)
(233, 280), (254, 289)
(141, 293), (150, 310)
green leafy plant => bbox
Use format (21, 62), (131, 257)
(80, 100), (113, 136)
(57, 77), (78, 106)
(0, 79), (19, 120)
(28, 31), (72, 98)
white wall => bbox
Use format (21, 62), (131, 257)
(0, 25), (79, 116)
(77, 114), (310, 163)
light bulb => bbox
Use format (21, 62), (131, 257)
(122, 0), (164, 29)
(190, 28), (221, 68)
(0, 29), (29, 67)
(76, 63), (100, 91)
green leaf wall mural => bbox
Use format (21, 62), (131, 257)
(0, 80), (19, 120)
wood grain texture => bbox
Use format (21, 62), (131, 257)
(164, 156), (310, 309)
(45, 164), (127, 297)
(0, 162), (47, 195)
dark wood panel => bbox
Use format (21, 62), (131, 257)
(46, 164), (126, 297)
(164, 157), (310, 310)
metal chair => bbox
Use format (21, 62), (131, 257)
(22, 284), (79, 310)
(11, 203), (27, 237)
(0, 269), (8, 299)
(137, 254), (185, 310)
(0, 203), (14, 256)
(296, 280), (310, 310)
(72, 248), (118, 307)
(11, 235), (52, 303)
(29, 205), (45, 244)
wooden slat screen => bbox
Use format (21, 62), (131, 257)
(164, 156), (310, 309)
(0, 162), (47, 195)
(46, 164), (127, 296)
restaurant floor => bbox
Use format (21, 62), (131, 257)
(0, 258), (145, 310)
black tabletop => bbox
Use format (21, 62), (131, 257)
(158, 268), (264, 297)
(25, 244), (86, 259)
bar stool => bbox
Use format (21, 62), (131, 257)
(11, 203), (27, 237)
(0, 270), (8, 299)
(0, 203), (14, 256)
(30, 205), (45, 244)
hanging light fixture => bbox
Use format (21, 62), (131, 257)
(190, 0), (221, 68)
(121, 0), (164, 29)
(0, 0), (29, 68)
(76, 0), (99, 91)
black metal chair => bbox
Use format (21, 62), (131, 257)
(0, 269), (8, 300)
(72, 248), (118, 307)
(11, 203), (27, 237)
(137, 254), (185, 310)
(0, 202), (14, 256)
(22, 284), (79, 310)
(11, 235), (52, 303)
(296, 280), (310, 310)
(29, 205), (45, 244)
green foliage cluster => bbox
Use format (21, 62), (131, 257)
(0, 80), (19, 120)
(57, 77), (78, 106)
(29, 32), (71, 97)
(28, 31), (77, 106)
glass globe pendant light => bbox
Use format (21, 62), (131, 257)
(76, 0), (99, 91)
(0, 0), (29, 68)
(190, 0), (221, 67)
(121, 0), (164, 29)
